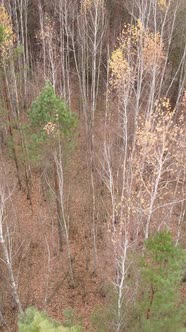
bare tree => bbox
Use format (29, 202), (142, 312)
(0, 181), (22, 313)
(54, 144), (74, 286)
(72, 0), (107, 273)
(97, 3), (186, 329)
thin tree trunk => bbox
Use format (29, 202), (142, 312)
(54, 160), (63, 252)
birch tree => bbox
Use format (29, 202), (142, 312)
(98, 4), (186, 329)
(0, 178), (22, 313)
(73, 0), (107, 273)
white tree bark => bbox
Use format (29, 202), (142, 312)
(0, 186), (22, 313)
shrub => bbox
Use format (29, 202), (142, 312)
(18, 307), (83, 332)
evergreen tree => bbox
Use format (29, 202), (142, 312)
(27, 81), (76, 162)
(132, 232), (186, 332)
(18, 307), (83, 332)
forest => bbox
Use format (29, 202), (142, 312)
(0, 0), (186, 331)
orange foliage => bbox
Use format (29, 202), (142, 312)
(109, 20), (165, 91)
(0, 5), (14, 57)
(158, 0), (168, 11)
(143, 32), (165, 71)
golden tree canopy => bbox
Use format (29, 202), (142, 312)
(0, 5), (14, 56)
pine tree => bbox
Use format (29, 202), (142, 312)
(18, 307), (83, 332)
(132, 232), (186, 332)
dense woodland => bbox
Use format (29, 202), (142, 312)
(0, 0), (186, 331)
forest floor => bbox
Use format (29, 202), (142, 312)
(0, 96), (112, 332)
(1, 88), (185, 332)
